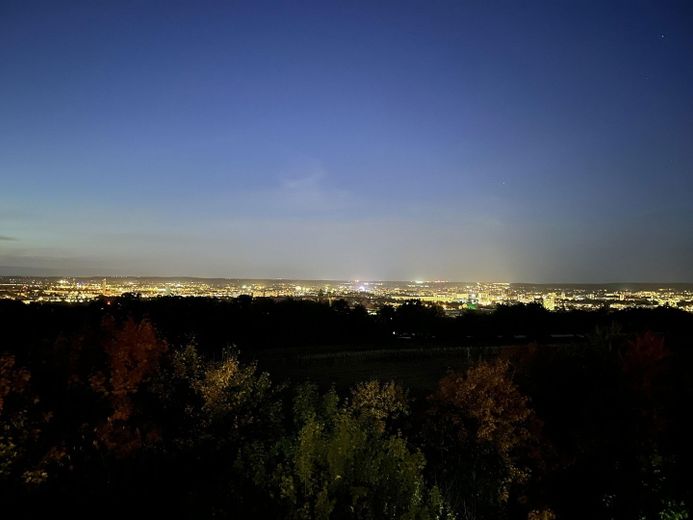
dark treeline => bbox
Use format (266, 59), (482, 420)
(1, 296), (692, 519)
(3, 295), (693, 353)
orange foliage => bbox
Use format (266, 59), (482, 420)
(621, 331), (671, 433)
(621, 331), (669, 394)
(429, 359), (536, 503)
(90, 319), (167, 456)
(433, 359), (532, 456)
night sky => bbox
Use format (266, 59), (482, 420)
(1, 1), (692, 282)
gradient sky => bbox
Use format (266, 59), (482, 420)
(1, 1), (692, 281)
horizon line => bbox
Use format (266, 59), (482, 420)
(1, 272), (693, 286)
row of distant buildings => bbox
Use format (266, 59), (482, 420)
(1, 277), (692, 314)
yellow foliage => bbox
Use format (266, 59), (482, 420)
(0, 354), (31, 416)
(349, 380), (408, 431)
(528, 508), (556, 520)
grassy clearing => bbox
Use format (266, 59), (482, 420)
(252, 342), (560, 394)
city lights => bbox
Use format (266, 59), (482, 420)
(2, 277), (692, 313)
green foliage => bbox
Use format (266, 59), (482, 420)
(277, 382), (452, 520)
(658, 500), (688, 520)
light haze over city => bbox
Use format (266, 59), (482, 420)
(2, 1), (692, 282)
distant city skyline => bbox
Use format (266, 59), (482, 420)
(4, 276), (693, 314)
(2, 1), (692, 282)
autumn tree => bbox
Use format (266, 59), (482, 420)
(348, 380), (408, 432)
(620, 331), (670, 406)
(425, 359), (538, 519)
(89, 318), (167, 456)
(148, 345), (287, 516)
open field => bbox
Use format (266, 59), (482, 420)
(253, 342), (574, 394)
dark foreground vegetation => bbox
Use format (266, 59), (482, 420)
(1, 296), (692, 519)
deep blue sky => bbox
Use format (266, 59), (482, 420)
(1, 1), (692, 281)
